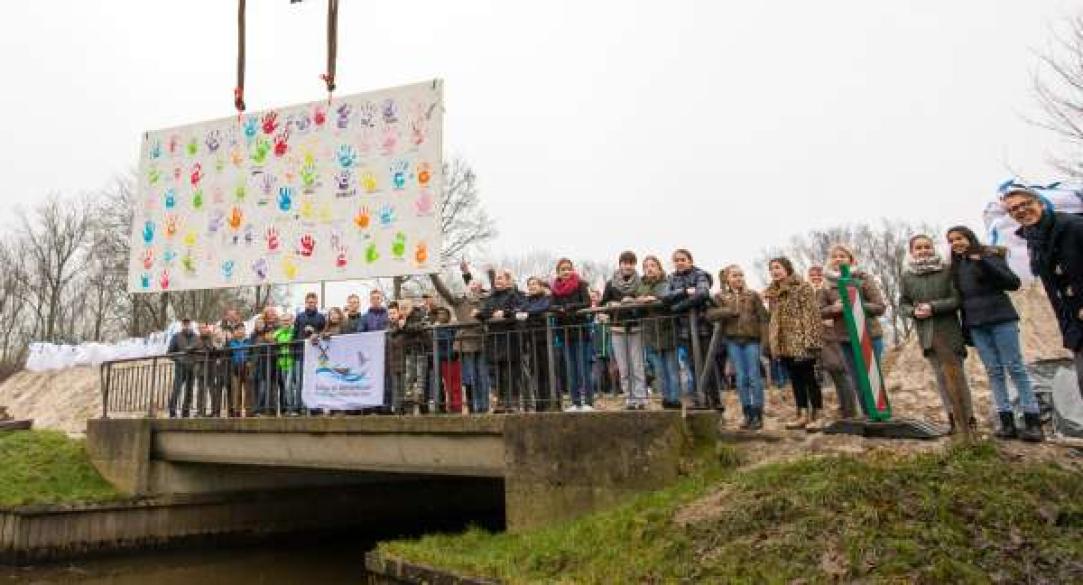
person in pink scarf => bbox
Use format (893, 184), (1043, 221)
(550, 258), (594, 411)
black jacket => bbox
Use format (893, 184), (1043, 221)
(549, 280), (591, 325)
(951, 248), (1021, 330)
(1018, 211), (1083, 351)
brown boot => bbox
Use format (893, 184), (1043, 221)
(805, 408), (822, 432)
(785, 408), (809, 430)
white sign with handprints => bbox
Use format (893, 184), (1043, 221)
(129, 80), (443, 292)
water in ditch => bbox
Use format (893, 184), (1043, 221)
(1, 535), (376, 584)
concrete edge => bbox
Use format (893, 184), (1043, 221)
(365, 551), (501, 585)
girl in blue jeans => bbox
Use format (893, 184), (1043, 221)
(947, 226), (1043, 442)
(550, 258), (595, 411)
(706, 265), (770, 429)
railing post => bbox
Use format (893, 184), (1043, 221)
(688, 309), (704, 408)
(431, 325), (442, 415)
(545, 314), (559, 412)
(148, 358), (157, 418)
(100, 363), (110, 419)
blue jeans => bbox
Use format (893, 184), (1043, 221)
(660, 348), (692, 403)
(647, 347), (679, 404)
(563, 339), (594, 406)
(771, 359), (789, 388)
(841, 337), (884, 417)
(726, 340), (764, 411)
(461, 352), (490, 413)
(969, 321), (1039, 414)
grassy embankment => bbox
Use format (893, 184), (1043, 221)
(379, 442), (1083, 584)
(0, 430), (120, 508)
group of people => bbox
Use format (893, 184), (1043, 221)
(164, 184), (1083, 442)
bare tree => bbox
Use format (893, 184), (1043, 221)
(1034, 15), (1083, 177)
(18, 194), (92, 343)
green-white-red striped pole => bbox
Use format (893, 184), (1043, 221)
(838, 264), (891, 421)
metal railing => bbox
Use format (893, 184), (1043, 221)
(100, 303), (735, 419)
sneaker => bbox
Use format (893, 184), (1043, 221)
(580, 404), (595, 412)
(564, 405), (581, 413)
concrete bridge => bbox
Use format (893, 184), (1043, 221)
(87, 412), (718, 531)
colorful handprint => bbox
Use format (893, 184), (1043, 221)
(378, 204), (396, 227)
(186, 137), (198, 156)
(356, 101), (377, 128)
(165, 214), (179, 237)
(381, 98), (399, 124)
(261, 111), (279, 135)
(148, 166), (161, 185)
(143, 221), (155, 244)
(230, 146), (244, 167)
(265, 226), (280, 251)
(282, 255), (298, 280)
(335, 103), (352, 129)
(250, 137), (271, 164)
(244, 223), (255, 245)
(164, 188), (176, 209)
(159, 270), (170, 290)
(149, 141), (162, 160)
(414, 190), (434, 215)
(300, 162), (318, 189)
(354, 207), (371, 229)
(334, 169), (352, 191)
(204, 130), (221, 153)
(227, 207), (243, 230)
(163, 249), (177, 265)
(380, 125), (399, 156)
(389, 159), (409, 190)
(207, 209), (224, 233)
(259, 172), (277, 196)
(336, 248), (348, 268)
(181, 251), (196, 275)
(277, 186), (293, 211)
(233, 182), (246, 202)
(365, 241), (379, 264)
(183, 230), (197, 248)
(274, 131), (289, 157)
(221, 259), (235, 279)
(140, 273), (150, 289)
(313, 106), (327, 127)
(416, 162), (432, 186)
(252, 257), (269, 280)
(190, 163), (204, 187)
(243, 116), (258, 140)
(168, 134), (180, 155)
(414, 242), (429, 265)
(299, 196), (314, 220)
(391, 232), (407, 258)
(298, 234), (316, 257)
(336, 144), (358, 168)
(142, 249), (155, 270)
(360, 170), (378, 193)
(192, 189), (204, 210)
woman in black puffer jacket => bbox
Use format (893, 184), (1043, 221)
(947, 226), (1042, 442)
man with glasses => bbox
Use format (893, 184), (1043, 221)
(1004, 185), (1083, 398)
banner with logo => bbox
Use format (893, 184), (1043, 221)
(302, 332), (386, 409)
(130, 80), (443, 292)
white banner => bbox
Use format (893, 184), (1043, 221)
(302, 332), (386, 410)
(130, 80), (443, 292)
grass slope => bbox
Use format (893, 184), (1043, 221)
(0, 430), (121, 508)
(379, 443), (1083, 584)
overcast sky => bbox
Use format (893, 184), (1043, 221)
(0, 0), (1078, 301)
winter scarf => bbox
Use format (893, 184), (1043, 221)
(551, 272), (582, 297)
(609, 269), (642, 297)
(905, 254), (946, 275)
